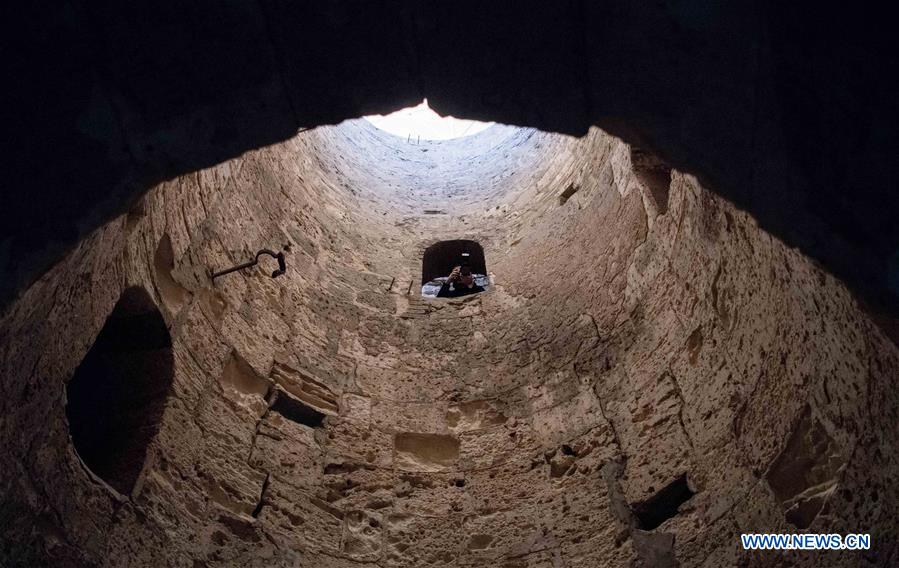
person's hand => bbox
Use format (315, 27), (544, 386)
(448, 266), (461, 282)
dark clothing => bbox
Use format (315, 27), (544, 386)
(436, 281), (484, 298)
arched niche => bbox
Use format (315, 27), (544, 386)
(421, 240), (488, 297)
(65, 286), (174, 496)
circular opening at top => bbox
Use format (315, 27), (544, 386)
(364, 99), (494, 141)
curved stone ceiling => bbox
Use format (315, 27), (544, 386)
(5, 1), (899, 321)
(1, 118), (896, 565)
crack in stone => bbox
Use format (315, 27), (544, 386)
(251, 472), (271, 519)
(665, 370), (695, 453)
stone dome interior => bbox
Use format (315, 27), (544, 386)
(4, 2), (899, 566)
(3, 115), (898, 566)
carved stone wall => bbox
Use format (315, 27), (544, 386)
(1, 121), (896, 566)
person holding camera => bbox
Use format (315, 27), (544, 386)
(436, 263), (485, 298)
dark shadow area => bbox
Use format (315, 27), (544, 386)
(630, 147), (672, 215)
(65, 286), (173, 495)
(632, 474), (695, 531)
(558, 183), (580, 206)
(270, 390), (326, 429)
(765, 406), (843, 529)
(421, 240), (488, 297)
(6, 1), (899, 318)
(422, 240), (486, 286)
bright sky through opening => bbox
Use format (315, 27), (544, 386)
(364, 99), (493, 141)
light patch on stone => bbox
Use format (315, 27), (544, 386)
(270, 361), (339, 415)
(364, 99), (493, 141)
(153, 233), (191, 315)
(343, 510), (383, 560)
(394, 433), (460, 472)
(219, 350), (271, 417)
(446, 400), (507, 432)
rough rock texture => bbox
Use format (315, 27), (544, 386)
(6, 1), (899, 322)
(1, 121), (898, 566)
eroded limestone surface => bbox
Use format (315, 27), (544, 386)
(1, 121), (897, 566)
